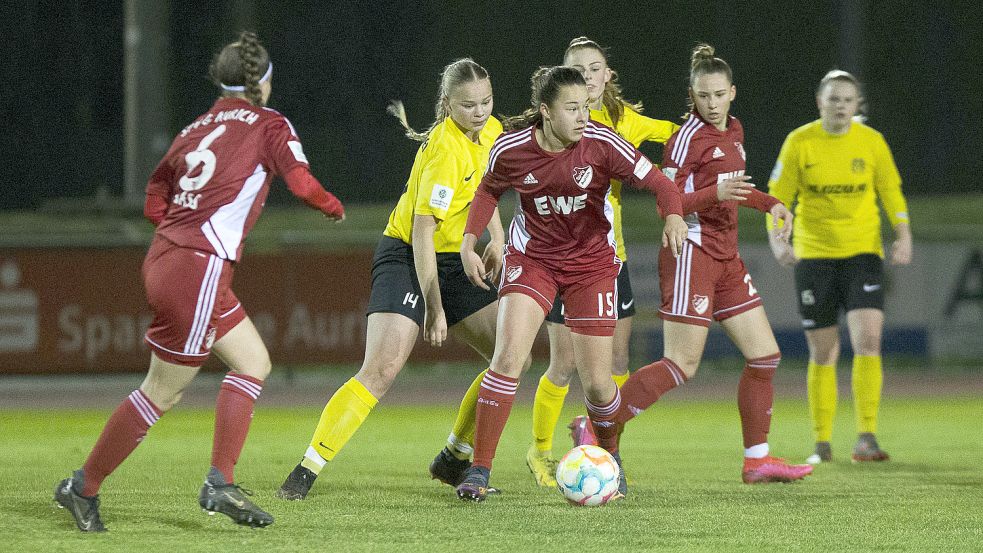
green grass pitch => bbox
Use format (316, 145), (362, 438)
(4, 395), (981, 552)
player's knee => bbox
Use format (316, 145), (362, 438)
(545, 358), (576, 385)
(744, 352), (781, 380)
(582, 379), (614, 405)
(489, 353), (526, 378)
(142, 385), (183, 412)
(853, 332), (881, 356)
(237, 356), (272, 381)
(356, 359), (402, 396)
(667, 355), (700, 379)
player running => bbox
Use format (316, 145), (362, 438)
(584, 44), (813, 485)
(523, 36), (682, 487)
(767, 70), (911, 464)
(53, 32), (345, 531)
(276, 58), (516, 500)
(454, 65), (687, 502)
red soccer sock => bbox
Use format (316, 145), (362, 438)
(586, 388), (622, 454)
(738, 353), (780, 449)
(211, 372), (263, 483)
(472, 370), (518, 470)
(616, 358), (688, 424)
(81, 389), (162, 496)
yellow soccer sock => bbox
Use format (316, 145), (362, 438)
(303, 377), (378, 474)
(807, 361), (837, 442)
(852, 355), (883, 434)
(446, 369), (487, 460)
(532, 373), (570, 453)
(612, 372), (630, 388)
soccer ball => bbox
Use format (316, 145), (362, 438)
(555, 445), (621, 506)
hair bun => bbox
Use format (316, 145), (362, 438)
(691, 43), (716, 67)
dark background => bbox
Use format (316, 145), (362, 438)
(4, 1), (980, 210)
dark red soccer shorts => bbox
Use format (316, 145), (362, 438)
(658, 240), (762, 328)
(499, 245), (618, 337)
(142, 236), (247, 366)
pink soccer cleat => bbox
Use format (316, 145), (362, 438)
(568, 415), (599, 447)
(742, 455), (814, 484)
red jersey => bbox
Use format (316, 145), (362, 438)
(147, 97), (310, 261)
(468, 121), (682, 271)
(662, 112), (778, 260)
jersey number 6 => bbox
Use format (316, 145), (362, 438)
(179, 124), (227, 192)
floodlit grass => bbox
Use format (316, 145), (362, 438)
(5, 396), (982, 552)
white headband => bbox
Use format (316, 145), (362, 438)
(220, 62), (272, 92)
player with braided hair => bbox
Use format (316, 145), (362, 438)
(53, 31), (344, 531)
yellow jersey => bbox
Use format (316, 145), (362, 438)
(384, 116), (503, 253)
(767, 119), (909, 259)
(593, 104), (679, 261)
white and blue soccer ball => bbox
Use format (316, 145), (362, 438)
(555, 445), (621, 506)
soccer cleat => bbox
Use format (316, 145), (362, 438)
(456, 466), (491, 502)
(525, 445), (558, 487)
(199, 468), (273, 528)
(852, 433), (890, 462)
(742, 456), (814, 484)
(568, 415), (599, 447)
(805, 441), (833, 465)
(610, 451), (628, 499)
(275, 463), (318, 501)
(429, 447), (471, 487)
(53, 469), (106, 532)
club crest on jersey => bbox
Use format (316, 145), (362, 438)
(692, 294), (709, 315)
(735, 142), (746, 160)
(852, 158), (866, 173)
(506, 265), (523, 283)
(204, 327), (217, 350)
(573, 165), (593, 189)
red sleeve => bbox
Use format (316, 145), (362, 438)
(631, 159), (683, 217)
(144, 159), (174, 226)
(464, 188), (500, 237)
(681, 186), (718, 214)
(745, 188), (781, 213)
(264, 116), (309, 177)
(284, 166), (344, 218)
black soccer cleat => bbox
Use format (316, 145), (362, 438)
(275, 463), (318, 501)
(456, 466), (491, 503)
(54, 469), (106, 532)
(852, 433), (890, 462)
(611, 451), (628, 499)
(198, 468), (273, 528)
(429, 447), (472, 487)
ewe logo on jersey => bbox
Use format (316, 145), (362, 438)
(573, 165), (594, 189)
(534, 194), (588, 216)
